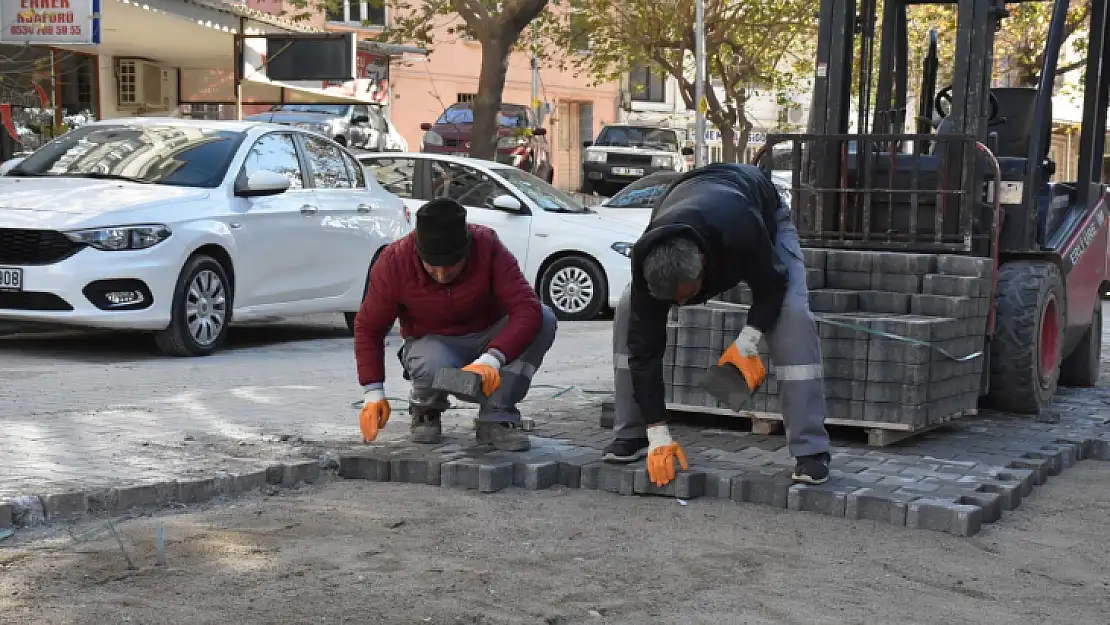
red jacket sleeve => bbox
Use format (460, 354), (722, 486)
(485, 232), (543, 363)
(354, 246), (401, 386)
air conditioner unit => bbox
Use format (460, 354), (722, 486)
(115, 58), (171, 110)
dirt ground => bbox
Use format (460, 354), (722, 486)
(2, 463), (1109, 625)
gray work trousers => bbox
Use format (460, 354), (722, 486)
(612, 202), (831, 458)
(401, 305), (558, 423)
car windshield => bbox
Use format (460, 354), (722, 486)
(594, 126), (679, 151)
(269, 104), (351, 116)
(495, 168), (590, 213)
(435, 106), (529, 128)
(604, 174), (680, 208)
(7, 124), (246, 188)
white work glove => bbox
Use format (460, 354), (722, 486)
(734, 325), (763, 357)
(646, 424), (688, 487)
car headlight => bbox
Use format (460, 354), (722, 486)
(611, 242), (633, 258)
(296, 122), (329, 133)
(423, 130), (444, 147)
(652, 155), (673, 169)
(64, 225), (171, 251)
(497, 135), (527, 149)
(585, 150), (606, 163)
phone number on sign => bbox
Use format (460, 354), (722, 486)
(8, 24), (82, 37)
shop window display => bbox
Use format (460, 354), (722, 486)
(0, 46), (98, 160)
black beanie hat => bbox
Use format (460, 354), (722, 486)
(415, 198), (471, 266)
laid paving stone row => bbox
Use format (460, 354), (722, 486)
(337, 396), (1110, 538)
(0, 459), (332, 530)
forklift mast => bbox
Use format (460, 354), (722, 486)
(774, 0), (1109, 261)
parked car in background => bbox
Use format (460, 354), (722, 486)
(246, 103), (390, 151)
(0, 118), (412, 355)
(418, 102), (554, 183)
(581, 124), (693, 196)
(357, 152), (643, 321)
(592, 168), (794, 230)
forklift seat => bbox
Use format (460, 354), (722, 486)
(931, 87), (1051, 161)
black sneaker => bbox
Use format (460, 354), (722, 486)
(792, 452), (831, 484)
(410, 409), (442, 444)
(603, 437), (649, 463)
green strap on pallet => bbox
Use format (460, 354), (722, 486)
(813, 314), (984, 363)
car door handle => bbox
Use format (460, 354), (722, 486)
(300, 204), (318, 215)
(356, 204), (372, 213)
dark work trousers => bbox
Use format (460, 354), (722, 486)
(400, 305), (558, 423)
(611, 201), (831, 458)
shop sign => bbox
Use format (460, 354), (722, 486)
(1, 0), (100, 44)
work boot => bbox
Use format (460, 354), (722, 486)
(410, 409), (443, 444)
(602, 437), (649, 463)
(791, 452), (831, 484)
(475, 421), (531, 451)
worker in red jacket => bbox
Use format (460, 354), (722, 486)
(353, 198), (557, 451)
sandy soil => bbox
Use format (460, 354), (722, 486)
(2, 463), (1109, 625)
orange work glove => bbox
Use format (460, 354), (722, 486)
(461, 353), (502, 397)
(718, 325), (766, 391)
(359, 389), (391, 442)
(646, 424), (689, 487)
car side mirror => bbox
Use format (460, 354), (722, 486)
(352, 114), (370, 124)
(420, 122), (432, 131)
(491, 194), (522, 211)
(681, 146), (694, 156)
(582, 140), (593, 148)
(235, 170), (291, 197)
(0, 157), (26, 175)
(533, 127), (547, 136)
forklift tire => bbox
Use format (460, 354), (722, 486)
(1059, 303), (1102, 388)
(985, 261), (1064, 415)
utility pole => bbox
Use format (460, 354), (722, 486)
(531, 24), (543, 126)
(694, 0), (707, 167)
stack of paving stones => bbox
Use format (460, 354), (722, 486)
(676, 249), (994, 430)
(331, 425), (1110, 538)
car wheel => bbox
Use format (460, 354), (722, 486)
(154, 254), (232, 357)
(540, 256), (607, 321)
(546, 167), (554, 184)
(334, 135), (347, 147)
(579, 179), (595, 195)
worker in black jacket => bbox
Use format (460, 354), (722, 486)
(604, 163), (831, 486)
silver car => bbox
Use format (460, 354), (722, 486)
(246, 104), (388, 151)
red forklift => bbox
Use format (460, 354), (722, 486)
(760, 0), (1110, 415)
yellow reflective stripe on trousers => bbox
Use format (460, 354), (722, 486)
(774, 363), (823, 381)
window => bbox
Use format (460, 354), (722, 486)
(243, 132), (304, 189)
(435, 104), (530, 128)
(629, 64), (666, 103)
(326, 0), (386, 26)
(430, 161), (512, 210)
(342, 152), (367, 188)
(352, 104), (370, 121)
(605, 174), (680, 208)
(568, 6), (590, 51)
(363, 157), (415, 198)
(14, 124), (246, 188)
(594, 126), (679, 151)
(301, 135), (353, 188)
(457, 93), (477, 104)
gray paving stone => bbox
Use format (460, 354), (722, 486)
(557, 454), (599, 488)
(176, 478), (216, 504)
(597, 463), (638, 495)
(802, 248), (828, 269)
(870, 272), (923, 294)
(910, 294), (976, 318)
(731, 471), (793, 508)
(632, 469), (706, 499)
(514, 461), (560, 490)
(958, 490), (1003, 523)
(826, 250), (873, 272)
(975, 479), (1023, 510)
(390, 456), (444, 486)
(923, 274), (990, 297)
(936, 254), (993, 278)
(231, 469), (269, 494)
(826, 271), (873, 290)
(339, 453), (391, 482)
(809, 290), (860, 313)
(282, 461), (321, 486)
(432, 367), (485, 404)
(846, 488), (918, 526)
(579, 462), (604, 490)
(907, 498), (983, 536)
(441, 459), (514, 493)
(106, 481), (177, 513)
(806, 267), (826, 289)
(787, 483), (856, 517)
(0, 502), (11, 529)
(702, 469), (742, 498)
(858, 291), (911, 314)
(41, 491), (87, 522)
(871, 251), (937, 274)
(265, 464), (284, 485)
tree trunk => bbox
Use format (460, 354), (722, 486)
(719, 125), (737, 163)
(470, 37), (512, 161)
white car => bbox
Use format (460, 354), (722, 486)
(357, 152), (645, 321)
(0, 117), (412, 356)
(594, 169), (795, 230)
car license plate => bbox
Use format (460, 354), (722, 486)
(0, 267), (22, 292)
(612, 167), (644, 176)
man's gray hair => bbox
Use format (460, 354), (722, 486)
(642, 236), (702, 300)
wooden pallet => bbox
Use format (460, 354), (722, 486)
(665, 402), (976, 447)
